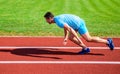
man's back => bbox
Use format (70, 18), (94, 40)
(54, 14), (84, 30)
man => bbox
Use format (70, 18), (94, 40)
(44, 12), (114, 54)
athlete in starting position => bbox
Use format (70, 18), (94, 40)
(44, 12), (114, 54)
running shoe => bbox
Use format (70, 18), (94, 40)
(78, 48), (90, 54)
(107, 38), (114, 50)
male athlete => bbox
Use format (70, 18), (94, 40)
(44, 12), (114, 54)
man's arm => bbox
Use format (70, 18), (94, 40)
(64, 26), (69, 41)
(63, 25), (69, 45)
(63, 24), (83, 44)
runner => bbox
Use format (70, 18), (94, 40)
(44, 12), (114, 54)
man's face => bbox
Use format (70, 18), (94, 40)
(45, 17), (53, 24)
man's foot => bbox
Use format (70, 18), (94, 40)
(107, 38), (114, 50)
(78, 48), (90, 54)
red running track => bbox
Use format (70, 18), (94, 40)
(0, 37), (120, 74)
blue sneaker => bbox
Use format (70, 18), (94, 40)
(78, 48), (90, 54)
(107, 38), (114, 50)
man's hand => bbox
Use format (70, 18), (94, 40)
(63, 39), (67, 45)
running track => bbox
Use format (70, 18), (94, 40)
(0, 37), (120, 74)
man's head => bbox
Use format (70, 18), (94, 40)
(44, 12), (54, 24)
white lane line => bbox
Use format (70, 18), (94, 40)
(0, 61), (120, 64)
(0, 46), (119, 49)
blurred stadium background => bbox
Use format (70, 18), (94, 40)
(0, 0), (120, 37)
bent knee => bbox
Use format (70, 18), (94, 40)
(86, 38), (92, 42)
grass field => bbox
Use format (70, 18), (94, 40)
(0, 0), (120, 37)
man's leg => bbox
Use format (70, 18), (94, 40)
(77, 19), (114, 50)
(68, 32), (86, 48)
(81, 32), (108, 44)
(81, 32), (114, 50)
(68, 32), (90, 54)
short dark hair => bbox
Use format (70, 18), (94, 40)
(44, 12), (54, 19)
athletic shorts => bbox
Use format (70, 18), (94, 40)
(77, 20), (88, 35)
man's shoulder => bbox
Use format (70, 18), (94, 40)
(54, 15), (64, 21)
(55, 14), (64, 18)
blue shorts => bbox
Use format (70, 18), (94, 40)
(77, 20), (88, 35)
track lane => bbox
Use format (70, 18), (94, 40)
(0, 37), (120, 74)
(0, 48), (120, 61)
(0, 37), (119, 47)
(0, 64), (120, 74)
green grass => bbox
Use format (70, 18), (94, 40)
(0, 0), (120, 37)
